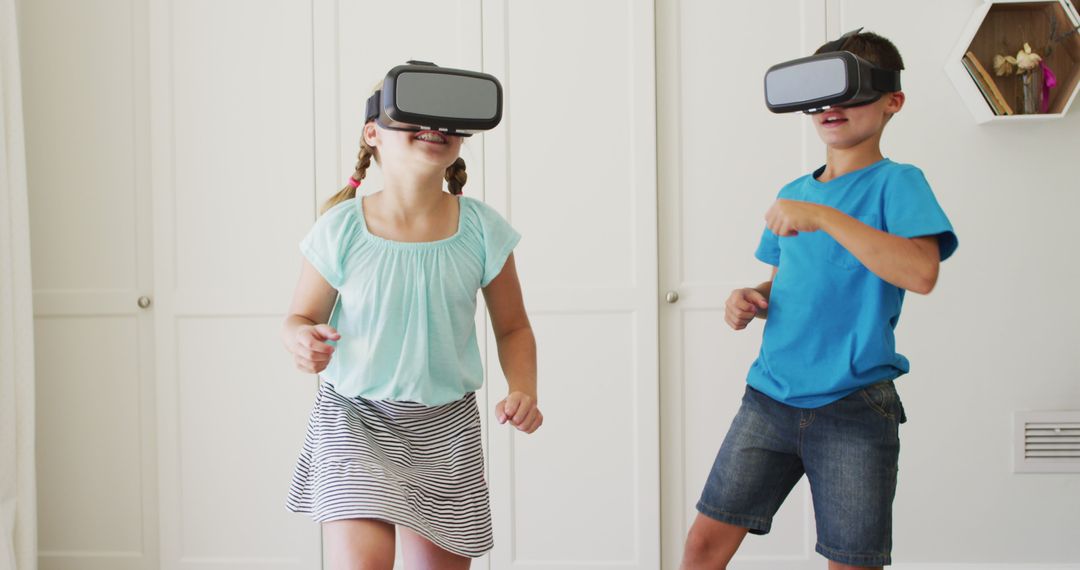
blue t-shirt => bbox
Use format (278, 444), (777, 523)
(299, 195), (520, 406)
(748, 158), (958, 408)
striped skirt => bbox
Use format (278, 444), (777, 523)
(286, 381), (493, 558)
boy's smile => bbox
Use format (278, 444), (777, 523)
(810, 92), (903, 155)
(817, 109), (850, 128)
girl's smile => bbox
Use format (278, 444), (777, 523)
(413, 130), (450, 144)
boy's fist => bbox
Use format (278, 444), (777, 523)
(725, 288), (768, 330)
(765, 199), (827, 237)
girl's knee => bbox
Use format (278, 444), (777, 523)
(322, 519), (396, 570)
(325, 554), (394, 570)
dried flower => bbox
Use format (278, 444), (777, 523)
(994, 42), (1043, 76)
(993, 54), (1016, 76)
(1015, 42), (1043, 71)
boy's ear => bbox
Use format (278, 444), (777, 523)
(885, 91), (906, 115)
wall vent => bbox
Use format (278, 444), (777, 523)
(1015, 411), (1080, 473)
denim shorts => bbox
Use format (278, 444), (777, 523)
(697, 381), (907, 567)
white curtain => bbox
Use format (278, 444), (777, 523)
(0, 0), (38, 567)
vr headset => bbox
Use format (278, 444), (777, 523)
(364, 61), (503, 137)
(763, 28), (901, 114)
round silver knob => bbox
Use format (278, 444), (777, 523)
(137, 296), (152, 309)
(665, 291), (679, 304)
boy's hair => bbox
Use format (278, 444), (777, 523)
(815, 31), (905, 73)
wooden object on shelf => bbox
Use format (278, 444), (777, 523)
(965, 51), (1014, 114)
(962, 55), (1005, 113)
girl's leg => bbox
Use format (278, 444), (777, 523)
(398, 526), (472, 570)
(322, 519), (396, 570)
(680, 513), (749, 569)
(829, 563), (882, 570)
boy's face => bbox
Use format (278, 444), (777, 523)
(811, 91), (905, 150)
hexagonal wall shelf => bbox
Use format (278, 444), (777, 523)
(946, 0), (1080, 123)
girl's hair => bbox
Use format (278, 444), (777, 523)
(320, 84), (470, 214)
(321, 134), (377, 214)
(444, 157), (467, 196)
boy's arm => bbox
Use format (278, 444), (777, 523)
(752, 266), (778, 318)
(765, 199), (940, 294)
(726, 266), (777, 330)
(818, 208), (940, 294)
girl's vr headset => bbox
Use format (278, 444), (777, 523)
(763, 28), (901, 114)
(365, 61), (503, 137)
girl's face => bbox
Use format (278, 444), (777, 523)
(364, 122), (464, 172)
(811, 91), (905, 151)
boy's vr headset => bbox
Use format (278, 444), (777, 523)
(763, 28), (901, 114)
(365, 61), (503, 137)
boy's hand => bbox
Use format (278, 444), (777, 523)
(291, 324), (340, 373)
(725, 288), (769, 330)
(496, 392), (543, 434)
(766, 199), (829, 237)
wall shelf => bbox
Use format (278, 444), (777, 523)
(946, 0), (1080, 123)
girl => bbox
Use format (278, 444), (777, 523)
(282, 82), (541, 570)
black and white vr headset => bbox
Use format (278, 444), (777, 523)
(764, 28), (901, 114)
(364, 61), (503, 137)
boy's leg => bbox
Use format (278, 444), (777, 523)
(830, 563), (882, 570)
(681, 514), (748, 569)
(322, 518), (396, 570)
(683, 386), (806, 569)
(802, 380), (905, 568)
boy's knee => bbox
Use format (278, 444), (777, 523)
(681, 524), (728, 569)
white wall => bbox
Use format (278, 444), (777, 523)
(840, 0), (1080, 562)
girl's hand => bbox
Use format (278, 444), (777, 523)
(291, 324), (340, 374)
(496, 392), (543, 434)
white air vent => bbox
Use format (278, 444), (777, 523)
(1015, 411), (1080, 473)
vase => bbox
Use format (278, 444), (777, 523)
(1018, 69), (1041, 114)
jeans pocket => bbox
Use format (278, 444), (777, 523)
(825, 213), (879, 270)
(859, 380), (897, 421)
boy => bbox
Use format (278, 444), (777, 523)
(681, 31), (958, 569)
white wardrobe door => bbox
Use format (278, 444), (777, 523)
(149, 0), (321, 568)
(22, 0), (159, 568)
(482, 1), (660, 568)
(657, 1), (826, 568)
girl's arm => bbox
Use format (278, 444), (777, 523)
(482, 253), (542, 434)
(282, 259), (341, 373)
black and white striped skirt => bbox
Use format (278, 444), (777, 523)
(286, 381), (493, 558)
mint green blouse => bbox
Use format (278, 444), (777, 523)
(299, 195), (520, 406)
